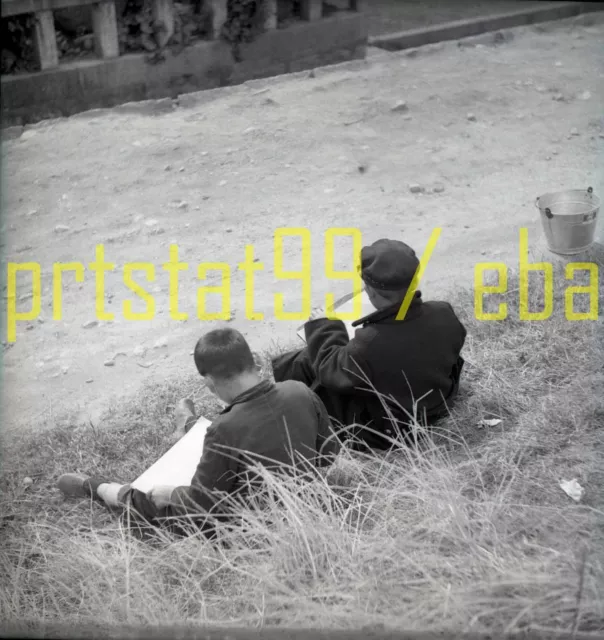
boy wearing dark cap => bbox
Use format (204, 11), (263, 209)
(57, 328), (339, 538)
(272, 239), (467, 451)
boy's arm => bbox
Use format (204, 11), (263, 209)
(304, 318), (371, 393)
(308, 388), (340, 467)
(169, 421), (238, 514)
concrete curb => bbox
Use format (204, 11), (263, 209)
(369, 1), (604, 51)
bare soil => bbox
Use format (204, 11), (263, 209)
(1, 14), (603, 437)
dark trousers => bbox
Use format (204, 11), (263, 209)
(118, 487), (225, 541)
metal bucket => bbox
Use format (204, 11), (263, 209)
(535, 187), (600, 255)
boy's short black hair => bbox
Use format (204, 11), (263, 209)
(194, 328), (256, 380)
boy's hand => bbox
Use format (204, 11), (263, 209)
(147, 485), (177, 509)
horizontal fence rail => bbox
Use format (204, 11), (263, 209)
(1, 0), (364, 72)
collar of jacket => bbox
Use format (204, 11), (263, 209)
(220, 379), (275, 414)
(351, 291), (423, 328)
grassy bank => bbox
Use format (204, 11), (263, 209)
(1, 248), (603, 636)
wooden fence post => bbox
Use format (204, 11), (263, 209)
(300, 0), (322, 21)
(264, 0), (277, 30)
(92, 0), (119, 58)
(210, 0), (228, 39)
(33, 10), (59, 70)
(151, 0), (175, 49)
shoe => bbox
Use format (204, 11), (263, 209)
(57, 473), (107, 499)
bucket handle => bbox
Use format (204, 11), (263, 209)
(536, 196), (554, 219)
(536, 187), (594, 219)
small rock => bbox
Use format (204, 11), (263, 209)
(226, 228), (233, 233)
(391, 100), (408, 113)
(555, 61), (563, 67)
(570, 128), (580, 136)
(466, 113), (477, 122)
(154, 337), (169, 349)
(179, 167), (185, 172)
(132, 345), (147, 357)
(164, 165), (172, 171)
(552, 93), (565, 102)
(545, 156), (552, 161)
(61, 366), (69, 375)
(86, 378), (93, 383)
(176, 201), (188, 210)
(22, 477), (34, 487)
(243, 127), (257, 134)
(145, 219), (159, 227)
(432, 183), (445, 193)
(26, 209), (38, 217)
(82, 320), (99, 329)
(54, 224), (70, 233)
(358, 164), (367, 174)
(37, 317), (45, 324)
(308, 69), (316, 78)
(219, 180), (227, 187)
(552, 150), (559, 155)
(409, 184), (424, 194)
(103, 359), (115, 367)
(578, 90), (591, 101)
(26, 324), (34, 331)
(263, 98), (278, 106)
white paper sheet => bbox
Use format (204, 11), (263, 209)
(297, 290), (374, 342)
(131, 415), (212, 493)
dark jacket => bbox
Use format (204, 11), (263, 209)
(170, 379), (339, 516)
(304, 292), (467, 444)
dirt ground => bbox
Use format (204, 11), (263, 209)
(1, 14), (603, 438)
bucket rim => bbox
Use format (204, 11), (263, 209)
(535, 187), (600, 212)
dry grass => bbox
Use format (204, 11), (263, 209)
(1, 247), (603, 636)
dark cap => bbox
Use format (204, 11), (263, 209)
(360, 239), (419, 291)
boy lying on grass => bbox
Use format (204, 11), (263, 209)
(58, 328), (340, 539)
(273, 238), (467, 451)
